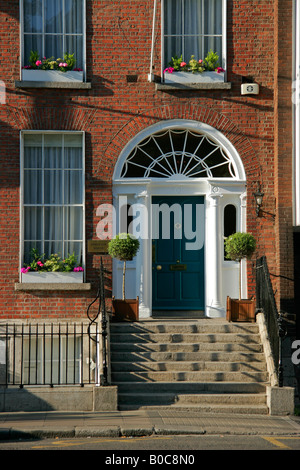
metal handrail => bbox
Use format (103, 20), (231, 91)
(256, 256), (287, 386)
(86, 257), (109, 386)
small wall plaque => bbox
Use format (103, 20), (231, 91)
(88, 240), (110, 253)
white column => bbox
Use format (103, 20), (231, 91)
(240, 192), (247, 299)
(206, 187), (225, 317)
(132, 190), (151, 318)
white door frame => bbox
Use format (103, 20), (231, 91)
(112, 120), (247, 318)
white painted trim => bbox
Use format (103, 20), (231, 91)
(113, 120), (246, 182)
(112, 121), (246, 318)
(19, 131), (86, 282)
(161, 0), (227, 81)
(294, 0), (300, 225)
(20, 0), (86, 81)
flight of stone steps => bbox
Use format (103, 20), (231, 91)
(109, 318), (270, 414)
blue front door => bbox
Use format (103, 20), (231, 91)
(152, 196), (205, 310)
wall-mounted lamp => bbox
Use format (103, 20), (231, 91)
(253, 184), (264, 216)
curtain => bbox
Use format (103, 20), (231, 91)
(23, 134), (83, 265)
(164, 0), (223, 67)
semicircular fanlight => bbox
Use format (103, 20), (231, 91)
(120, 129), (236, 179)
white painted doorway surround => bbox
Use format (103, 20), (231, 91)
(112, 120), (247, 318)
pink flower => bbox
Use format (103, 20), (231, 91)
(36, 60), (42, 66)
(21, 267), (30, 273)
(198, 59), (203, 64)
(37, 261), (44, 267)
(74, 68), (83, 72)
(73, 266), (84, 272)
(216, 67), (225, 73)
(163, 67), (175, 74)
(59, 62), (68, 67)
(180, 62), (187, 67)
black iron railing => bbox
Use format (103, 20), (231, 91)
(87, 257), (109, 386)
(0, 322), (100, 387)
(256, 256), (287, 386)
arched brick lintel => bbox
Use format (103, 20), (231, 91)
(104, 104), (261, 182)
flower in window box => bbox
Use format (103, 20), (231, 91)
(165, 50), (224, 75)
(21, 248), (84, 273)
(24, 51), (77, 73)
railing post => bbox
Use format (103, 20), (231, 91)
(277, 312), (288, 387)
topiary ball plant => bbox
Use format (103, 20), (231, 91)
(225, 232), (256, 300)
(108, 233), (140, 300)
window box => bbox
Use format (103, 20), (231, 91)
(21, 271), (84, 284)
(22, 69), (84, 83)
(163, 71), (225, 85)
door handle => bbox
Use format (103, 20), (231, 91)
(156, 265), (162, 270)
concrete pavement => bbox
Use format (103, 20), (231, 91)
(0, 409), (300, 440)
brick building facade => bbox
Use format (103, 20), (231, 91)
(0, 1), (298, 333)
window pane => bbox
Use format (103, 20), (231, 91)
(164, 37), (182, 63)
(184, 37), (203, 60)
(65, 0), (83, 34)
(184, 0), (202, 35)
(65, 36), (83, 68)
(44, 241), (63, 258)
(64, 171), (83, 204)
(164, 0), (182, 35)
(24, 207), (43, 240)
(24, 0), (43, 33)
(44, 207), (63, 241)
(65, 147), (83, 169)
(24, 147), (42, 169)
(45, 0), (63, 33)
(204, 36), (222, 60)
(44, 170), (63, 203)
(24, 34), (43, 63)
(24, 170), (43, 204)
(64, 242), (83, 265)
(224, 205), (237, 237)
(24, 241), (43, 264)
(45, 35), (64, 59)
(204, 0), (222, 35)
(44, 146), (63, 169)
(64, 207), (83, 240)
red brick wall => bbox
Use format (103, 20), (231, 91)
(0, 0), (294, 319)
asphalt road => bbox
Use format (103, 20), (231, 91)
(1, 434), (300, 452)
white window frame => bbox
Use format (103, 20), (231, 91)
(161, 0), (227, 81)
(19, 130), (86, 279)
(19, 0), (87, 82)
(294, 0), (300, 226)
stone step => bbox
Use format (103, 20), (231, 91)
(110, 342), (263, 353)
(118, 392), (267, 406)
(111, 351), (266, 363)
(110, 321), (259, 334)
(110, 332), (262, 344)
(111, 360), (267, 373)
(117, 391), (268, 414)
(118, 402), (269, 414)
(111, 370), (269, 383)
(115, 381), (267, 394)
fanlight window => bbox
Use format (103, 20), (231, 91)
(120, 129), (236, 179)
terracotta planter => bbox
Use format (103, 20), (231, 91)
(112, 297), (139, 322)
(226, 296), (256, 322)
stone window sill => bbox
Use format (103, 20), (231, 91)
(15, 283), (92, 291)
